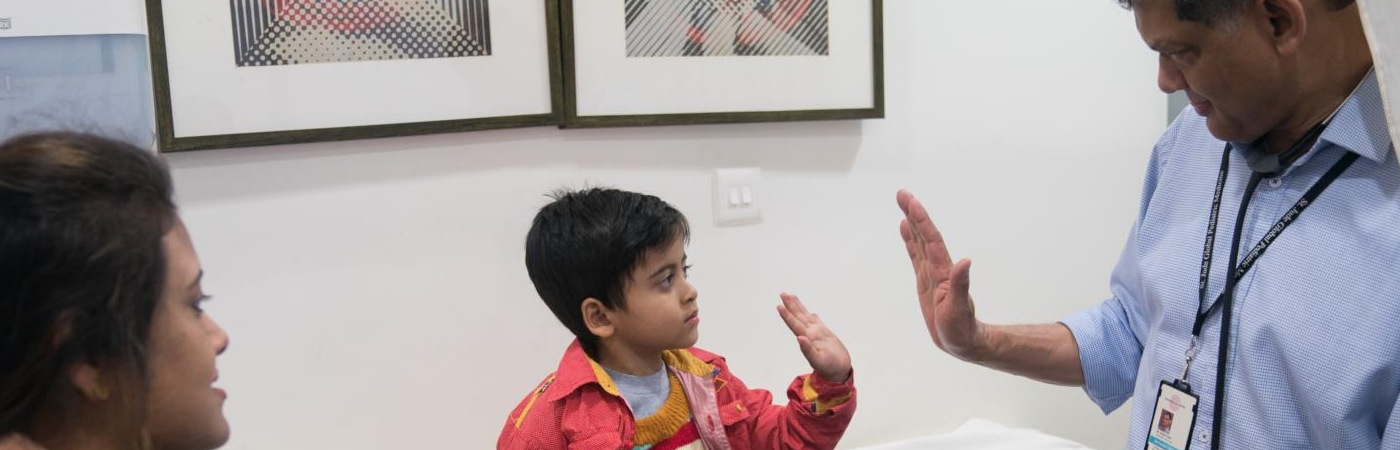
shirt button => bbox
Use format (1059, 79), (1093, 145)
(1197, 431), (1211, 444)
(1269, 178), (1283, 188)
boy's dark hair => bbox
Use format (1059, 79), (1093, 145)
(525, 188), (690, 356)
(0, 132), (177, 436)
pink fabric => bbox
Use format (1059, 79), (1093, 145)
(674, 364), (731, 450)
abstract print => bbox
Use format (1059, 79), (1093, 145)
(624, 0), (828, 57)
(230, 0), (491, 66)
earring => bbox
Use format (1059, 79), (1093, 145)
(91, 384), (110, 401)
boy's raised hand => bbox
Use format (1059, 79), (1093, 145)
(776, 293), (852, 383)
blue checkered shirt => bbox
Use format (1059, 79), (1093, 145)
(1063, 69), (1400, 449)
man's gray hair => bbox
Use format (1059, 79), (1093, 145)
(1117, 0), (1356, 26)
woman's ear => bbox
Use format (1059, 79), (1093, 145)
(581, 298), (616, 339)
(69, 363), (110, 402)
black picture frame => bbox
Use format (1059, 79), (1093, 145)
(559, 0), (883, 128)
(146, 0), (565, 152)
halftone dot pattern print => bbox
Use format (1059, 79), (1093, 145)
(230, 0), (490, 66)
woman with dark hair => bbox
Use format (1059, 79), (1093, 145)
(0, 132), (230, 450)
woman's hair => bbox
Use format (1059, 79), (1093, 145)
(0, 132), (178, 436)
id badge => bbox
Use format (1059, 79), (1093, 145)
(1144, 380), (1199, 450)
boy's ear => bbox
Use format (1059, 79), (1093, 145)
(581, 298), (616, 339)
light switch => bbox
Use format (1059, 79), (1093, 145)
(713, 167), (761, 226)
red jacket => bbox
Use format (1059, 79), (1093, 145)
(498, 341), (856, 449)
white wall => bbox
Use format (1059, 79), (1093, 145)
(167, 1), (1164, 448)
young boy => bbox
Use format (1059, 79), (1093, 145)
(499, 188), (856, 450)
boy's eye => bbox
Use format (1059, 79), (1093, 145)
(658, 265), (693, 289)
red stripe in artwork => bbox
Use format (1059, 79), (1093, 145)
(769, 0), (813, 32)
(687, 25), (705, 44)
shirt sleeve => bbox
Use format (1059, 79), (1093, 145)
(1059, 241), (1148, 413)
(1059, 129), (1176, 414)
(718, 363), (855, 450)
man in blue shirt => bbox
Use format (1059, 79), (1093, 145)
(897, 0), (1398, 448)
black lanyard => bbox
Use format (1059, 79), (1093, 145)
(1184, 133), (1359, 450)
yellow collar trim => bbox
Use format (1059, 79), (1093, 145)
(660, 349), (714, 377)
(586, 348), (713, 397)
(586, 358), (621, 396)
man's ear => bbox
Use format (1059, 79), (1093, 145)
(581, 298), (616, 339)
(69, 362), (110, 402)
(1260, 0), (1308, 56)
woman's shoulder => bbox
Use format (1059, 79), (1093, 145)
(0, 434), (44, 450)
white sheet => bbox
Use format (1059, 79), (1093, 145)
(854, 419), (1097, 450)
(1358, 0), (1400, 157)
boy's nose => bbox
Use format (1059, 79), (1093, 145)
(683, 280), (698, 303)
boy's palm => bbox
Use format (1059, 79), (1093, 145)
(777, 293), (852, 383)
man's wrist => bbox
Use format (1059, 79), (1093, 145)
(962, 323), (996, 364)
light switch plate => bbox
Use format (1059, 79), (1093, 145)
(713, 167), (762, 226)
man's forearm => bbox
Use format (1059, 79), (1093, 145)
(967, 323), (1085, 386)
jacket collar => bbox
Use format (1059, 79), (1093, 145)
(544, 340), (717, 403)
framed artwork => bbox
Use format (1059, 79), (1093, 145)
(146, 0), (563, 152)
(560, 0), (883, 128)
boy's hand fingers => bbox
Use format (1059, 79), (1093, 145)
(780, 292), (813, 320)
(777, 304), (806, 336)
(797, 336), (816, 358)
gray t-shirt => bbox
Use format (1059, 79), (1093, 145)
(602, 365), (671, 419)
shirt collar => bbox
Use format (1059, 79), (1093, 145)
(1229, 68), (1394, 169)
(1319, 67), (1394, 164)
